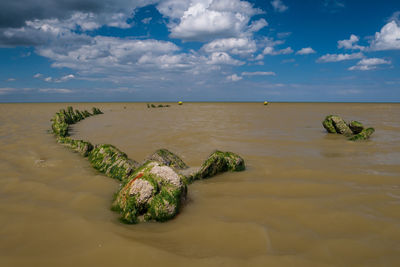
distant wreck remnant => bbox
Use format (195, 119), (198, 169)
(322, 115), (375, 141)
(51, 107), (245, 223)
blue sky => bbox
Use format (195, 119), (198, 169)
(0, 0), (399, 102)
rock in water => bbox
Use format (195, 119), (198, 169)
(57, 137), (93, 157)
(322, 115), (337, 133)
(112, 161), (187, 223)
(88, 144), (139, 181)
(348, 128), (375, 141)
(146, 149), (189, 170)
(189, 151), (245, 182)
(330, 116), (353, 136)
(348, 121), (364, 134)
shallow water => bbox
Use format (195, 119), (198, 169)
(1, 102), (400, 266)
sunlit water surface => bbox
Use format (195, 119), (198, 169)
(1, 103), (400, 266)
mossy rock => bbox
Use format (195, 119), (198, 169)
(322, 115), (337, 133)
(323, 115), (353, 136)
(51, 107), (100, 137)
(348, 121), (364, 134)
(187, 151), (245, 182)
(57, 137), (94, 157)
(112, 161), (187, 223)
(88, 144), (139, 181)
(348, 128), (375, 141)
(146, 149), (189, 170)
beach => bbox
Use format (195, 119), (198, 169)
(1, 102), (400, 266)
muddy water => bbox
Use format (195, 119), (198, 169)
(1, 103), (400, 266)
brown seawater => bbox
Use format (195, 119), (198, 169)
(1, 102), (400, 266)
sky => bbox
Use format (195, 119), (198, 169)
(0, 0), (399, 102)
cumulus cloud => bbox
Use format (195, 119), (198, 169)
(370, 20), (400, 51)
(207, 52), (244, 65)
(33, 73), (42, 78)
(202, 37), (257, 55)
(348, 58), (391, 71)
(263, 46), (293, 56)
(296, 47), (316, 55)
(337, 34), (365, 50)
(271, 0), (288, 12)
(317, 52), (363, 62)
(158, 0), (263, 42)
(226, 74), (242, 82)
(241, 71), (276, 76)
(0, 0), (156, 29)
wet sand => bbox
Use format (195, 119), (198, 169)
(1, 102), (400, 266)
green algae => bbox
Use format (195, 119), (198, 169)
(188, 151), (245, 182)
(146, 148), (189, 170)
(348, 127), (375, 141)
(88, 144), (139, 181)
(348, 121), (364, 134)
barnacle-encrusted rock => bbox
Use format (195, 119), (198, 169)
(112, 161), (187, 223)
(57, 137), (93, 157)
(88, 144), (139, 181)
(322, 115), (374, 141)
(188, 150), (245, 182)
(146, 148), (189, 170)
(348, 127), (375, 141)
(348, 121), (364, 134)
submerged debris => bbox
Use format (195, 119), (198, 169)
(322, 115), (374, 141)
(147, 103), (170, 108)
(51, 106), (246, 224)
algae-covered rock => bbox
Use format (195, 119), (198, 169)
(348, 127), (375, 141)
(92, 107), (103, 115)
(112, 161), (187, 223)
(322, 115), (337, 134)
(146, 149), (189, 170)
(57, 137), (93, 157)
(348, 121), (364, 134)
(188, 151), (245, 182)
(88, 144), (139, 181)
(331, 115), (353, 136)
(322, 115), (374, 141)
(51, 107), (101, 137)
(322, 115), (353, 135)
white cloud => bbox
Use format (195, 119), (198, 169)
(263, 46), (293, 55)
(39, 88), (73, 93)
(317, 52), (363, 62)
(348, 58), (391, 71)
(33, 73), (42, 78)
(226, 74), (242, 82)
(56, 74), (75, 82)
(248, 19), (268, 32)
(370, 20), (400, 51)
(241, 71), (276, 76)
(7, 78), (16, 82)
(44, 77), (52, 82)
(296, 47), (316, 55)
(337, 34), (365, 50)
(158, 0), (263, 41)
(271, 0), (288, 12)
(0, 88), (16, 94)
(207, 52), (244, 65)
(142, 17), (152, 24)
(202, 37), (257, 55)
